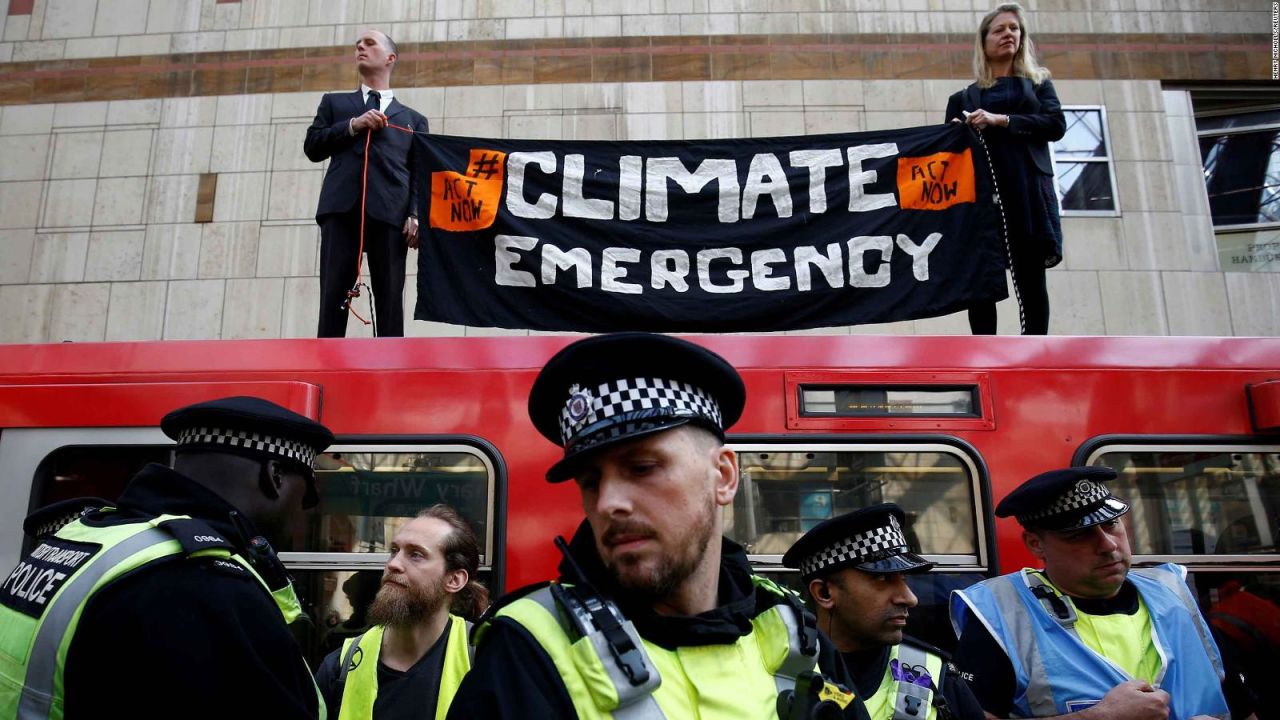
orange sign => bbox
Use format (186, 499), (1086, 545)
(896, 149), (976, 211)
(429, 148), (507, 231)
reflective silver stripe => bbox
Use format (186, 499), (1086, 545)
(1131, 567), (1225, 681)
(987, 574), (1059, 716)
(18, 527), (175, 720)
(526, 588), (666, 719)
(892, 644), (935, 720)
(772, 602), (819, 695)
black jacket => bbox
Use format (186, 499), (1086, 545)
(304, 90), (428, 227)
(59, 464), (320, 719)
(447, 521), (870, 719)
(944, 77), (1065, 176)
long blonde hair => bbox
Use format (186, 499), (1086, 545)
(973, 3), (1051, 88)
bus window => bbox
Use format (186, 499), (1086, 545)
(25, 438), (500, 669)
(34, 445), (172, 509)
(1087, 448), (1279, 557)
(729, 443), (989, 653)
(1088, 445), (1280, 709)
(290, 445), (499, 667)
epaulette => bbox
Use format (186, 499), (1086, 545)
(473, 581), (553, 633)
(22, 497), (113, 539)
(153, 516), (237, 556)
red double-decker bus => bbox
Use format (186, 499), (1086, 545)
(1, 334), (1277, 664)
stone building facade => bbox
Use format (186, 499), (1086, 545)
(0, 0), (1273, 341)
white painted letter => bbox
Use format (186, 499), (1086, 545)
(506, 152), (558, 219)
(895, 232), (942, 281)
(697, 248), (749, 293)
(541, 243), (593, 288)
(789, 149), (843, 214)
(619, 155), (643, 221)
(562, 154), (615, 220)
(495, 234), (539, 287)
(847, 236), (893, 288)
(601, 248), (643, 294)
(846, 144), (898, 212)
(751, 249), (791, 291)
(742, 153), (792, 219)
(645, 157), (740, 224)
(794, 243), (845, 291)
(651, 250), (690, 292)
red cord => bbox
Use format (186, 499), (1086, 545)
(346, 121), (425, 329)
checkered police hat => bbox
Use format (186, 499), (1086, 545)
(529, 333), (746, 483)
(995, 466), (1130, 531)
(161, 396), (334, 507)
(782, 504), (934, 579)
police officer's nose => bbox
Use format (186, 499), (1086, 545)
(893, 576), (918, 608)
(594, 473), (634, 518)
(1094, 526), (1119, 554)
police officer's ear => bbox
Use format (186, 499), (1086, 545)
(808, 577), (836, 609)
(258, 460), (283, 501)
(1022, 529), (1046, 559)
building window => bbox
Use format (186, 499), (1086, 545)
(1192, 91), (1280, 272)
(1198, 108), (1280, 231)
(1052, 106), (1118, 215)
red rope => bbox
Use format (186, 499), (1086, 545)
(344, 120), (429, 331)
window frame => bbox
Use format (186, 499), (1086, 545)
(726, 439), (993, 574)
(2, 429), (506, 588)
(288, 441), (501, 574)
(1078, 437), (1280, 571)
(1195, 104), (1280, 233)
(1052, 104), (1121, 218)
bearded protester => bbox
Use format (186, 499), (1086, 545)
(314, 505), (487, 720)
(448, 332), (871, 719)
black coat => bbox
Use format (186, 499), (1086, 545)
(304, 90), (428, 227)
(944, 77), (1065, 176)
(60, 465), (320, 719)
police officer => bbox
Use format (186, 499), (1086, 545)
(950, 467), (1257, 720)
(447, 332), (870, 719)
(0, 396), (332, 719)
(784, 504), (986, 720)
(314, 505), (486, 719)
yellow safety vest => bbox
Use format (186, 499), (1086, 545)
(335, 616), (472, 720)
(0, 512), (317, 720)
(861, 643), (943, 720)
(480, 577), (832, 719)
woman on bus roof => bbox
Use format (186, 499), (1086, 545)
(945, 3), (1066, 336)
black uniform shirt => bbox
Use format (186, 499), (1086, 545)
(447, 522), (870, 719)
(953, 578), (1256, 718)
(314, 622), (450, 720)
(843, 641), (986, 720)
(61, 464), (319, 720)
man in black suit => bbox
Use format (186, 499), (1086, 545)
(304, 29), (428, 338)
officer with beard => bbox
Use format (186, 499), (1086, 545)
(448, 332), (870, 719)
(315, 505), (487, 719)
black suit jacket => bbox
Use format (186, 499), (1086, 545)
(944, 77), (1065, 176)
(304, 90), (428, 227)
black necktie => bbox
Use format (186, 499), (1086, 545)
(365, 90), (380, 112)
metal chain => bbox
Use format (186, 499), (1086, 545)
(974, 129), (1025, 335)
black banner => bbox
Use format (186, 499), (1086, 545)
(415, 124), (1006, 332)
